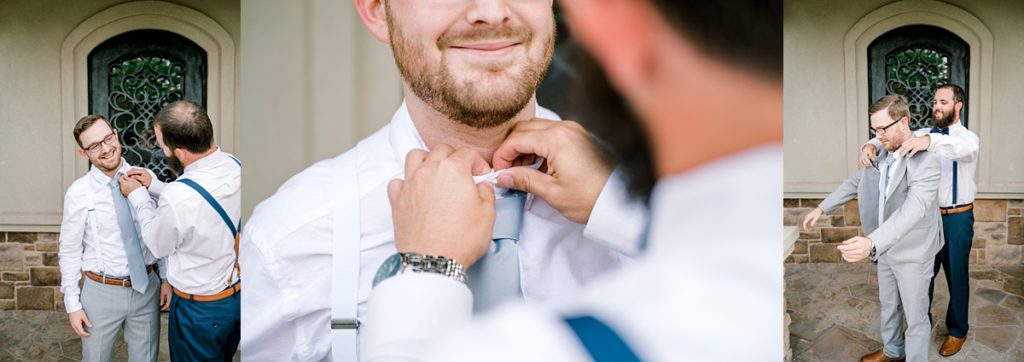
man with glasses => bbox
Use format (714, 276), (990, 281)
(58, 115), (169, 361)
(859, 84), (979, 357)
(803, 95), (943, 362)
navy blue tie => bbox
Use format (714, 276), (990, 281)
(930, 127), (957, 204)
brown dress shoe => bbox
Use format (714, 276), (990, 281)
(860, 349), (905, 362)
(939, 335), (967, 357)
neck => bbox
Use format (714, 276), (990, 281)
(403, 84), (538, 165)
(644, 49), (783, 178)
(180, 145), (218, 169)
(101, 158), (124, 178)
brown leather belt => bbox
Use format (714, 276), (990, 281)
(173, 282), (241, 302)
(84, 265), (155, 288)
(940, 203), (973, 215)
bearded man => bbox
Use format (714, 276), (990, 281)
(239, 1), (646, 360)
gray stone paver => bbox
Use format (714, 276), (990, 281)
(0, 312), (237, 361)
(787, 263), (1024, 361)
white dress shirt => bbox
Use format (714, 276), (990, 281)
(867, 122), (978, 207)
(363, 145), (784, 361)
(128, 148), (241, 295)
(240, 102), (648, 361)
(58, 158), (166, 313)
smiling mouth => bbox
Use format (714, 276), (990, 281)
(448, 41), (521, 56)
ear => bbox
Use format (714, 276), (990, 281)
(77, 148), (87, 159)
(954, 101), (964, 116)
(354, 0), (390, 43)
(173, 148), (189, 161)
(560, 0), (657, 94)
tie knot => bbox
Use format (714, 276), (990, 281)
(110, 172), (123, 188)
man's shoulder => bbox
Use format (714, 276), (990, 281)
(245, 154), (345, 243)
(65, 175), (96, 202)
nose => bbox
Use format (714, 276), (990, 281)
(465, 0), (511, 26)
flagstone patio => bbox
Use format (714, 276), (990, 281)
(786, 263), (1024, 361)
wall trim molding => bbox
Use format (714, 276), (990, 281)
(841, 0), (1005, 193)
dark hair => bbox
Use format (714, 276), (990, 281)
(73, 115), (110, 149)
(869, 95), (909, 122)
(649, 0), (782, 79)
(153, 100), (214, 153)
(937, 83), (965, 105)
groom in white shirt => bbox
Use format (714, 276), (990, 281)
(58, 115), (170, 361)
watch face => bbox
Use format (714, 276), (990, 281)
(372, 253), (402, 288)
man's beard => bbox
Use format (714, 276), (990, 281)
(932, 107), (954, 128)
(387, 13), (554, 129)
(166, 152), (184, 176)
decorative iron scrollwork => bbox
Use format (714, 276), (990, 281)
(884, 47), (950, 130)
(107, 56), (183, 182)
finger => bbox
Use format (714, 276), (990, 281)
(403, 149), (429, 179)
(477, 181), (496, 205)
(428, 144), (456, 161)
(386, 179), (404, 208)
(450, 148), (490, 176)
(492, 130), (550, 170)
(497, 167), (556, 197)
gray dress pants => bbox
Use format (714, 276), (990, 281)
(79, 270), (160, 362)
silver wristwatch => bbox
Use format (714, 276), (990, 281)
(372, 252), (467, 287)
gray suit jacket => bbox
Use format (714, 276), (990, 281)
(818, 148), (943, 264)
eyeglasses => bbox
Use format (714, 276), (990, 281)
(83, 131), (118, 154)
(871, 117), (902, 135)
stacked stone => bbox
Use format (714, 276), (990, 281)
(783, 199), (1024, 265)
(0, 232), (62, 310)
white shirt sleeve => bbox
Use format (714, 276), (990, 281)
(58, 190), (86, 313)
(128, 188), (181, 258)
(926, 129), (979, 162)
(362, 272), (474, 361)
(582, 169), (648, 257)
(147, 170), (165, 197)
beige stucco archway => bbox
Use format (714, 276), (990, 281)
(59, 1), (236, 190)
(842, 0), (993, 182)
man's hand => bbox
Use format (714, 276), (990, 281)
(388, 145), (495, 268)
(127, 168), (153, 188)
(837, 236), (873, 262)
(802, 207), (824, 232)
(492, 119), (612, 224)
(160, 281), (172, 311)
(859, 143), (879, 168)
(898, 135), (931, 158)
(68, 310), (92, 337)
(118, 175), (143, 197)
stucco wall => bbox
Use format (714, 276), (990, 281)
(239, 0), (403, 217)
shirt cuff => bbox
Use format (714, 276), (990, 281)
(363, 272), (473, 357)
(148, 178), (165, 197)
(127, 187), (151, 208)
(583, 169), (648, 256)
(64, 293), (82, 313)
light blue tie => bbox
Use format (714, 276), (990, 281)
(110, 174), (149, 293)
(466, 189), (526, 313)
(878, 154), (895, 226)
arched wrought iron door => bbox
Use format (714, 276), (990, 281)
(868, 25), (968, 136)
(89, 29), (207, 181)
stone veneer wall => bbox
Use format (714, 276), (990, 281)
(784, 199), (1024, 265)
(0, 232), (63, 310)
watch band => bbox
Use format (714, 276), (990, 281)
(372, 252), (468, 287)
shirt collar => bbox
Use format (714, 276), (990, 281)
(88, 157), (132, 185)
(387, 100), (555, 169)
(183, 147), (223, 175)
